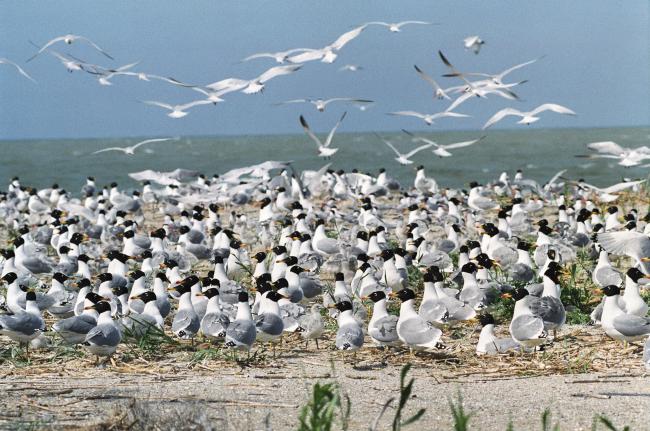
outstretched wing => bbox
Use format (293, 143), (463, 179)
(324, 111), (347, 147)
(299, 115), (322, 147)
(482, 108), (525, 129)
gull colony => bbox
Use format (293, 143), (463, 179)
(0, 164), (649, 367)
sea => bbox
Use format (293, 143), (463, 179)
(1, 126), (649, 193)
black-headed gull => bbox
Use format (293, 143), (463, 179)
(287, 24), (367, 64)
(413, 65), (450, 100)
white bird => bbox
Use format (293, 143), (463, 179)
(449, 56), (544, 86)
(338, 64), (363, 72)
(48, 51), (88, 72)
(277, 97), (373, 112)
(483, 104), (576, 129)
(287, 25), (366, 64)
(365, 21), (431, 32)
(28, 34), (113, 62)
(577, 141), (650, 167)
(388, 110), (469, 126)
(241, 48), (314, 63)
(142, 99), (213, 118)
(375, 133), (433, 165)
(92, 138), (175, 155)
(413, 65), (450, 100)
(463, 35), (485, 54)
(300, 112), (347, 158)
(242, 64), (302, 94)
(403, 130), (485, 158)
(0, 58), (36, 82)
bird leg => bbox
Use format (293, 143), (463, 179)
(315, 339), (319, 350)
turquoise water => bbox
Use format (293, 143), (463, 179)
(1, 126), (649, 192)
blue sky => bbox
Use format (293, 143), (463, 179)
(0, 0), (648, 139)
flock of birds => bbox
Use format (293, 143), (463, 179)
(0, 22), (649, 371)
(0, 162), (649, 369)
(3, 21), (584, 163)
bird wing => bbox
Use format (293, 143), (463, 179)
(364, 21), (390, 26)
(130, 138), (174, 151)
(324, 111), (346, 147)
(177, 99), (213, 111)
(601, 179), (645, 194)
(587, 141), (626, 156)
(299, 115), (322, 147)
(287, 50), (324, 63)
(413, 65), (442, 91)
(442, 136), (485, 150)
(399, 317), (441, 345)
(92, 147), (127, 154)
(404, 143), (434, 158)
(445, 92), (475, 113)
(482, 108), (525, 129)
(432, 111), (470, 119)
(206, 77), (249, 91)
(497, 56), (545, 79)
(0, 58), (36, 82)
(376, 134), (401, 157)
(142, 100), (174, 111)
(27, 36), (66, 61)
(75, 36), (114, 60)
(257, 64), (302, 83)
(396, 20), (430, 26)
(613, 315), (650, 337)
(510, 314), (545, 341)
(597, 231), (650, 261)
(241, 52), (274, 61)
(276, 98), (308, 106)
(531, 103), (576, 116)
(329, 25), (366, 50)
(148, 75), (195, 88)
(388, 111), (425, 119)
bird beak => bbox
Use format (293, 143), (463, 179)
(387, 291), (397, 298)
(592, 288), (603, 295)
(500, 293), (512, 299)
(250, 287), (257, 293)
(129, 295), (141, 300)
(84, 305), (96, 310)
(360, 296), (368, 301)
(641, 257), (650, 262)
(326, 304), (337, 309)
(167, 287), (176, 292)
(277, 259), (285, 263)
(195, 293), (205, 297)
(491, 259), (501, 267)
(159, 263), (166, 269)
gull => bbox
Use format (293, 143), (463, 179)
(300, 111), (347, 158)
(225, 292), (257, 351)
(242, 64), (302, 94)
(241, 48), (314, 63)
(28, 34), (113, 62)
(277, 97), (373, 112)
(394, 288), (443, 351)
(141, 99), (213, 118)
(413, 65), (450, 100)
(576, 141), (650, 167)
(375, 133), (433, 165)
(287, 24), (367, 64)
(338, 64), (363, 72)
(92, 138), (175, 155)
(48, 51), (88, 72)
(601, 285), (650, 342)
(403, 131), (486, 158)
(0, 291), (45, 349)
(464, 35), (485, 54)
(482, 103), (576, 129)
(86, 62), (139, 86)
(331, 301), (364, 351)
(387, 110), (469, 126)
(113, 70), (195, 87)
(445, 56), (545, 85)
(83, 301), (122, 362)
(365, 20), (431, 32)
(192, 87), (231, 104)
(207, 65), (302, 95)
(574, 179), (646, 202)
(0, 58), (36, 82)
